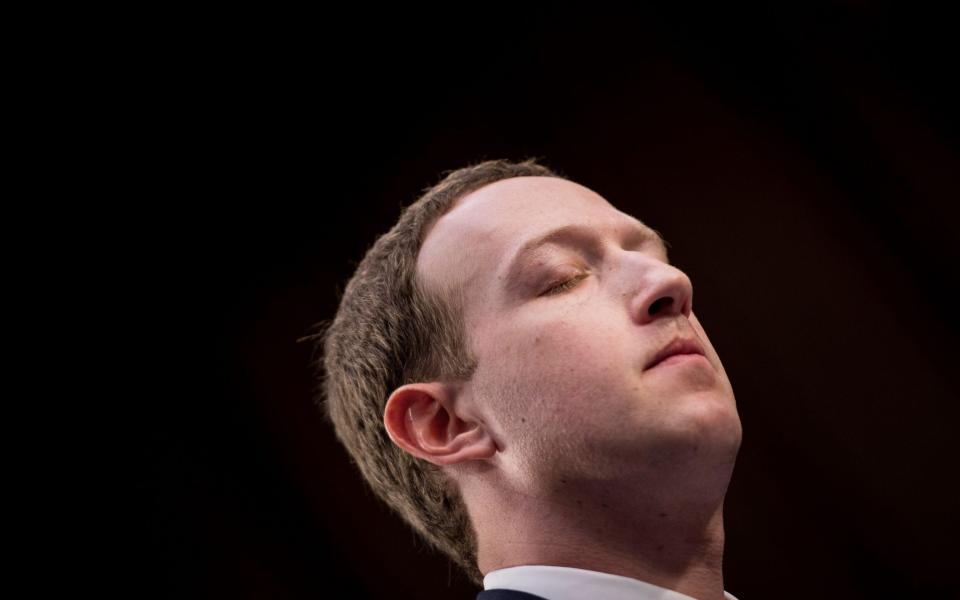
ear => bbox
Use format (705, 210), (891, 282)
(383, 381), (497, 466)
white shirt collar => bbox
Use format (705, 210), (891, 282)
(484, 565), (739, 600)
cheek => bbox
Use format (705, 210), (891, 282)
(530, 316), (613, 362)
(488, 320), (630, 410)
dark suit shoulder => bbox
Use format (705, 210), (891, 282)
(476, 589), (550, 600)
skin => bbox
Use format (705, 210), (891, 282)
(384, 176), (743, 600)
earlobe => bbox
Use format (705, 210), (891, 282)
(383, 382), (497, 466)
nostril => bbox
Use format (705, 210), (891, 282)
(649, 296), (674, 315)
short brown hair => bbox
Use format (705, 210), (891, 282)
(309, 158), (566, 585)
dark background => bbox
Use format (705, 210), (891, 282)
(146, 4), (959, 598)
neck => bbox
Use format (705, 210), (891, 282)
(469, 477), (731, 600)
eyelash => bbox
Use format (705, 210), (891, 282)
(535, 244), (670, 297)
(542, 272), (588, 296)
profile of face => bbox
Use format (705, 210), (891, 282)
(386, 176), (742, 499)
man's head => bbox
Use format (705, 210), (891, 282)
(316, 159), (742, 586)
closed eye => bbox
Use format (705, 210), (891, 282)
(540, 272), (589, 296)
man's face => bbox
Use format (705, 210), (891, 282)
(417, 176), (742, 491)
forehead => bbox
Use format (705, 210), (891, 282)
(416, 176), (652, 307)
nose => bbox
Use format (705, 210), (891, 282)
(627, 260), (694, 325)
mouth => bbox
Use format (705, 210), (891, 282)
(644, 337), (707, 371)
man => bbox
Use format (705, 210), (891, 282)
(318, 158), (743, 600)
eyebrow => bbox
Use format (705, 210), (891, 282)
(502, 221), (670, 290)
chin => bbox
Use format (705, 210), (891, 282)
(667, 390), (742, 451)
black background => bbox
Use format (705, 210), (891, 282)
(145, 4), (959, 598)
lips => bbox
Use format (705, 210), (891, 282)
(645, 337), (706, 370)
